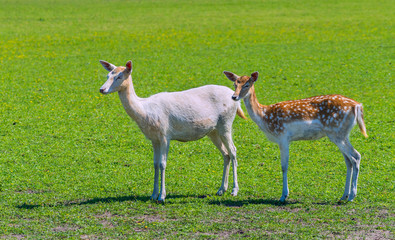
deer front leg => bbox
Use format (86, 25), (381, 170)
(158, 140), (170, 202)
(279, 142), (290, 202)
(151, 140), (169, 202)
(151, 142), (161, 201)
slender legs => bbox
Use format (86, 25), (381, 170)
(150, 129), (239, 202)
(279, 142), (290, 202)
(208, 130), (239, 196)
(277, 136), (361, 202)
(330, 137), (361, 201)
(151, 139), (170, 202)
(222, 134), (239, 196)
(340, 153), (353, 201)
(208, 132), (230, 195)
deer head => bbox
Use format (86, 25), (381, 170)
(223, 71), (259, 101)
(99, 60), (133, 94)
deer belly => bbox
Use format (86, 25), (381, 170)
(285, 120), (326, 141)
(170, 118), (216, 142)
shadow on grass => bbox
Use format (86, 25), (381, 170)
(16, 194), (215, 209)
(16, 194), (342, 209)
(312, 200), (350, 206)
(208, 198), (300, 207)
(16, 195), (152, 209)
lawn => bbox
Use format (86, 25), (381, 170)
(0, 0), (394, 238)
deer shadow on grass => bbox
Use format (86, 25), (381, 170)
(208, 198), (300, 207)
(16, 193), (339, 209)
(16, 195), (152, 209)
(16, 193), (208, 209)
(208, 198), (348, 208)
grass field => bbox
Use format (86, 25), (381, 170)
(0, 0), (394, 238)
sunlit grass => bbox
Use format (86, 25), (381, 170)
(0, 0), (393, 238)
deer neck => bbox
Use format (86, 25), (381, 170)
(243, 85), (269, 126)
(118, 77), (146, 123)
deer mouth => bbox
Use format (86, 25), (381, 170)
(100, 88), (109, 94)
(232, 95), (240, 101)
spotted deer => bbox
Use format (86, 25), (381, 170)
(224, 71), (367, 202)
(99, 60), (247, 202)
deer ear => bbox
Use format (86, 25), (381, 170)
(100, 60), (116, 72)
(125, 60), (133, 72)
(250, 71), (259, 82)
(223, 71), (239, 82)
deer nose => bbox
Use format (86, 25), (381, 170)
(100, 88), (105, 94)
(232, 95), (239, 101)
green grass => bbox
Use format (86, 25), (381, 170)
(0, 0), (394, 238)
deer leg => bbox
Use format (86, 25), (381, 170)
(151, 140), (170, 202)
(340, 153), (353, 201)
(208, 131), (230, 196)
(344, 139), (361, 201)
(279, 142), (290, 202)
(151, 142), (161, 201)
(158, 140), (170, 202)
(330, 136), (361, 201)
(220, 132), (239, 196)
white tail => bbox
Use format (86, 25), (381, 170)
(99, 60), (246, 202)
(224, 71), (367, 202)
(355, 105), (368, 138)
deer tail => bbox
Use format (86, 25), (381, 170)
(356, 104), (368, 138)
(236, 104), (247, 120)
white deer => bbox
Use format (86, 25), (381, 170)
(99, 60), (247, 202)
(223, 71), (367, 202)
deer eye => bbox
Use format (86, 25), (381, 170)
(115, 73), (123, 81)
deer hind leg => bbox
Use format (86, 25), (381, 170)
(208, 131), (230, 196)
(344, 139), (361, 201)
(341, 153), (353, 201)
(218, 131), (239, 196)
(329, 136), (361, 201)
